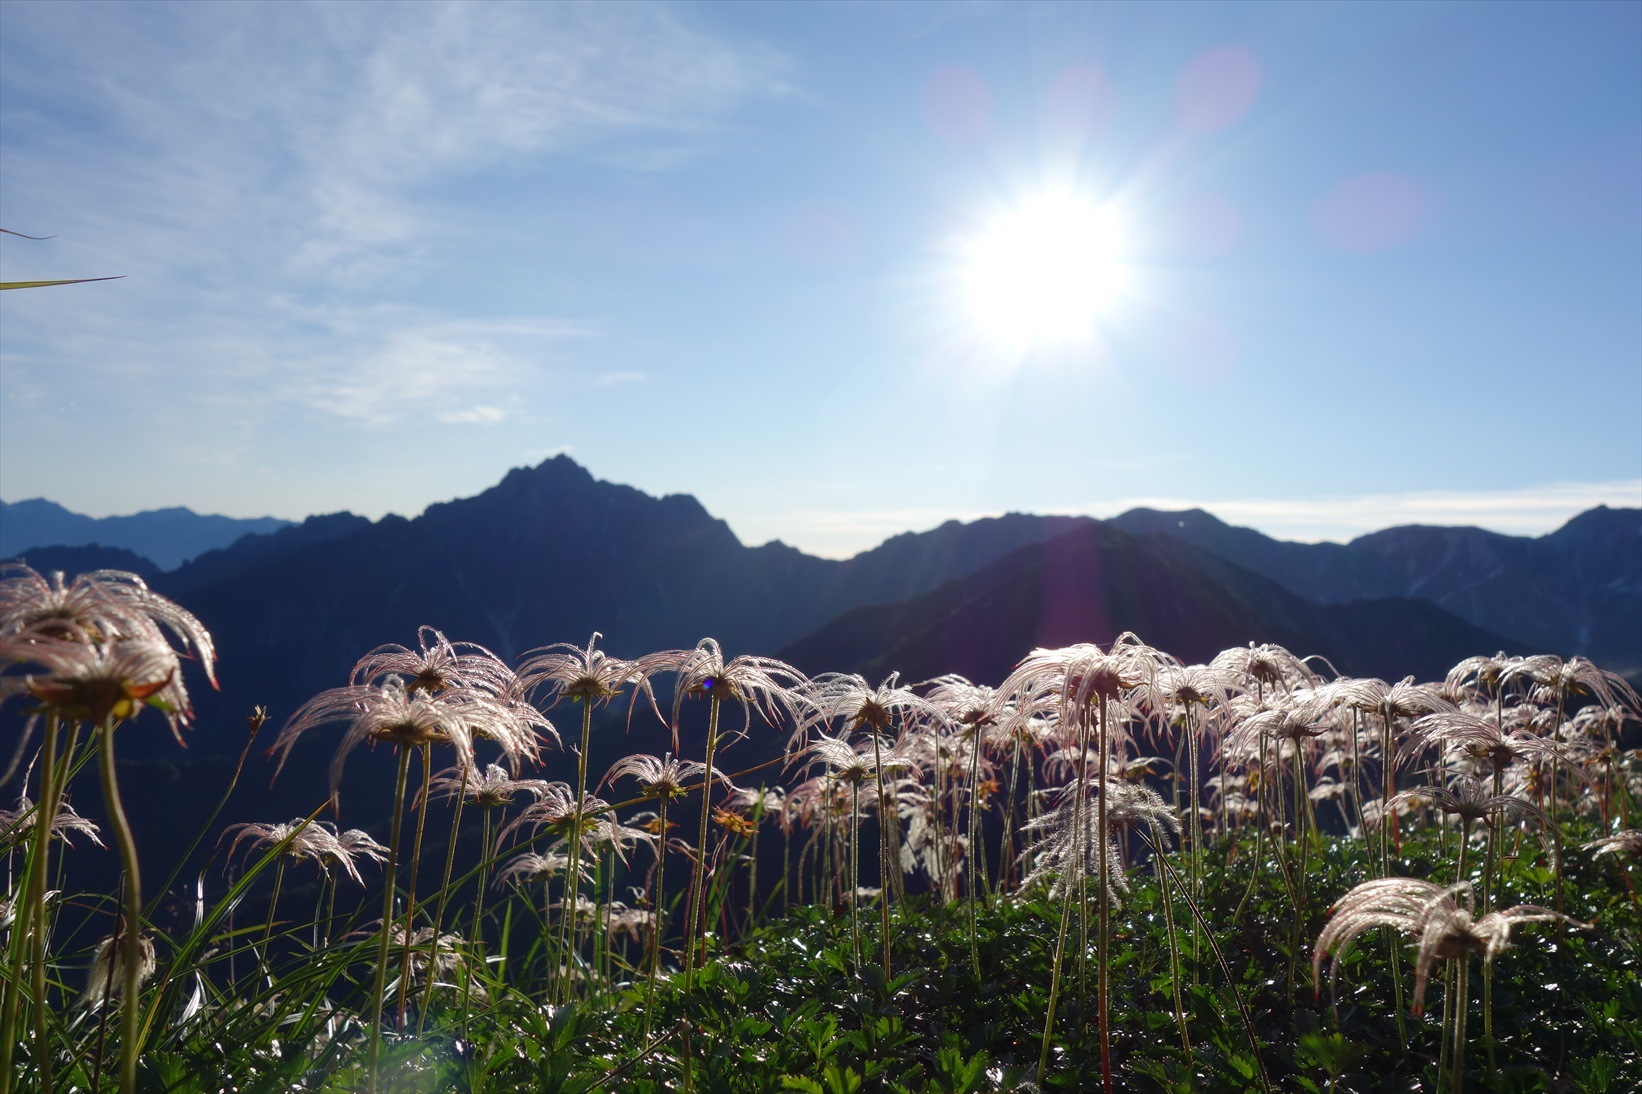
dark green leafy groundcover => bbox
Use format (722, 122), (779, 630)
(110, 822), (1639, 1094)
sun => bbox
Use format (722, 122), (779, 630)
(958, 193), (1131, 347)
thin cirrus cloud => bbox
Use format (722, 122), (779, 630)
(0, 2), (785, 433)
(289, 3), (790, 271)
(288, 318), (593, 428)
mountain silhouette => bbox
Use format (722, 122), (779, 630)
(778, 522), (1522, 685)
(0, 498), (290, 569)
(7, 457), (1632, 910)
(1109, 505), (1641, 677)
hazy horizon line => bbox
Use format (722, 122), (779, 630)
(6, 475), (1638, 563)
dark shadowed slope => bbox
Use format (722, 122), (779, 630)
(132, 457), (1089, 758)
(780, 523), (1525, 686)
(1350, 507), (1641, 677)
(1111, 505), (1640, 675)
(1, 544), (164, 582)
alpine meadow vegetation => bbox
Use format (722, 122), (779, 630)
(2, 563), (1641, 1093)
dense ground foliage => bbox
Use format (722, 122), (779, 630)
(3, 564), (1640, 1092)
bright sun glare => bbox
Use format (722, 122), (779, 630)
(959, 194), (1130, 347)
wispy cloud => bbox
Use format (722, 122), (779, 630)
(280, 316), (589, 427)
(0, 1), (785, 511)
(290, 3), (788, 272)
(2, 3), (788, 280)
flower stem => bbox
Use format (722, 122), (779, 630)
(368, 746), (412, 1094)
(7, 714), (63, 1094)
(420, 763), (468, 1034)
(396, 744), (432, 1027)
(563, 700), (594, 1003)
(644, 795), (668, 1038)
(869, 730), (893, 977)
(685, 695), (723, 985)
(849, 780), (862, 974)
(96, 717), (143, 1094)
(966, 724), (984, 979)
(1096, 700), (1112, 1094)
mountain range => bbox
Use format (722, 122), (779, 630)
(6, 455), (1636, 898)
(0, 497), (290, 570)
(8, 459), (1636, 743)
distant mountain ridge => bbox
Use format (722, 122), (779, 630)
(778, 522), (1521, 686)
(6, 459), (1636, 752)
(7, 457), (1633, 899)
(1109, 504), (1641, 678)
(0, 498), (290, 570)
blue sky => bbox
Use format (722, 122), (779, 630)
(2, 1), (1638, 558)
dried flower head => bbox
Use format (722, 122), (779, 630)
(635, 638), (808, 750)
(0, 795), (103, 849)
(519, 632), (642, 708)
(79, 929), (157, 1009)
(1018, 780), (1176, 900)
(1313, 877), (1587, 1014)
(15, 636), (192, 741)
(0, 565), (216, 685)
(426, 762), (556, 809)
(271, 678), (523, 805)
(603, 752), (707, 802)
(1586, 830), (1642, 858)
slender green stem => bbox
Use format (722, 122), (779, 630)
(368, 747), (412, 1094)
(396, 744), (432, 1027)
(11, 714), (63, 1094)
(1039, 706), (1095, 1089)
(1184, 704), (1203, 975)
(746, 796), (762, 931)
(464, 807), (494, 1040)
(563, 701), (595, 1003)
(849, 779), (862, 973)
(1036, 847), (1080, 1087)
(869, 730), (893, 976)
(1096, 700), (1112, 1094)
(684, 699), (725, 1094)
(1456, 820), (1471, 888)
(1001, 734), (1024, 889)
(1387, 931), (1410, 1051)
(420, 764), (469, 1033)
(261, 858), (287, 977)
(1287, 741), (1310, 1008)
(644, 795), (668, 1038)
(1439, 959), (1454, 1087)
(96, 718), (143, 1094)
(1234, 756), (1267, 923)
(1452, 955), (1470, 1094)
(1155, 844), (1191, 1059)
(685, 696), (723, 985)
(966, 724), (984, 979)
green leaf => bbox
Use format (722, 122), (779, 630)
(0, 276), (123, 289)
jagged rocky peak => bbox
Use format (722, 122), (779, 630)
(417, 454), (739, 550)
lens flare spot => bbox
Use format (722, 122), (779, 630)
(922, 66), (993, 144)
(1312, 172), (1435, 253)
(1177, 45), (1261, 133)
